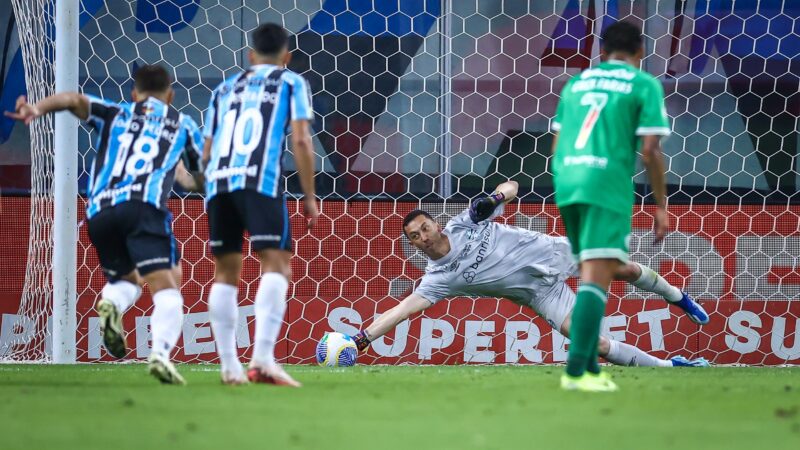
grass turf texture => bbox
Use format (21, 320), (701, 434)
(1, 365), (798, 450)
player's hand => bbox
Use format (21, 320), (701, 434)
(653, 206), (669, 244)
(303, 197), (319, 230)
(469, 192), (504, 223)
(4, 96), (42, 125)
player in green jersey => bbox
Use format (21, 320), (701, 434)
(551, 21), (708, 392)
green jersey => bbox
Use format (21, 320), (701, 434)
(551, 60), (669, 215)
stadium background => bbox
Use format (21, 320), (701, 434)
(0, 0), (798, 364)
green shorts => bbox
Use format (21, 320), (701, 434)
(558, 203), (631, 263)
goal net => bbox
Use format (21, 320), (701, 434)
(3, 0), (798, 365)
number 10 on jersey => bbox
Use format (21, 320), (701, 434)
(218, 109), (264, 157)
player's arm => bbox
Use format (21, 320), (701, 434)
(291, 119), (318, 229)
(4, 93), (90, 124)
(641, 135), (668, 243)
(174, 159), (204, 192)
(637, 78), (671, 244)
(351, 293), (433, 351)
(175, 116), (206, 193)
(469, 180), (518, 223)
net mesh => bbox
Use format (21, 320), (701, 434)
(4, 0), (799, 365)
(3, 0), (56, 361)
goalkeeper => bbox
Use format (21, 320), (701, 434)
(351, 181), (710, 368)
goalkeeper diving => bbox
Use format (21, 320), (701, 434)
(351, 181), (710, 367)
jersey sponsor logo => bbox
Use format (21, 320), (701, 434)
(91, 182), (143, 203)
(462, 270), (476, 283)
(463, 225), (492, 276)
(564, 155), (608, 169)
(206, 164), (259, 182)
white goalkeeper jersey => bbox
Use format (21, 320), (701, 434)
(413, 206), (577, 306)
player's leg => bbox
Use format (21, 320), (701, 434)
(87, 207), (141, 358)
(141, 268), (185, 385)
(95, 270), (141, 359)
(614, 263), (709, 325)
(243, 192), (299, 387)
(352, 293), (433, 351)
(206, 192), (247, 385)
(571, 258), (619, 374)
(127, 202), (187, 385)
(534, 282), (672, 367)
(559, 204), (627, 391)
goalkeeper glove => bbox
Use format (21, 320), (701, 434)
(469, 192), (505, 223)
(352, 331), (371, 352)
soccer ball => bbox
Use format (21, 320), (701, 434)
(315, 332), (358, 367)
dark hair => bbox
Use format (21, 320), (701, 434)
(402, 209), (434, 236)
(133, 64), (171, 93)
(601, 21), (642, 56)
(252, 23), (289, 57)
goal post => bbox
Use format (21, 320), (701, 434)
(52, 0), (79, 364)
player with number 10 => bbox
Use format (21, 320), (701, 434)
(201, 23), (318, 386)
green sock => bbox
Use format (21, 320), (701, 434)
(586, 334), (601, 375)
(565, 283), (608, 377)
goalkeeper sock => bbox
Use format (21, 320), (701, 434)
(632, 262), (682, 303)
(150, 288), (184, 358)
(101, 280), (141, 313)
(252, 272), (288, 368)
(605, 339), (672, 367)
(208, 282), (240, 369)
(565, 283), (607, 378)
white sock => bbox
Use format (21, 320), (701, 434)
(150, 288), (184, 358)
(605, 339), (672, 367)
(252, 272), (289, 368)
(208, 282), (240, 370)
(101, 280), (142, 313)
(632, 262), (683, 303)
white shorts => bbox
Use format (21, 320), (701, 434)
(527, 281), (576, 334)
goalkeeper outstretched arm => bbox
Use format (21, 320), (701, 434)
(352, 293), (432, 351)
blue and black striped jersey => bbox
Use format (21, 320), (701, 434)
(203, 64), (313, 200)
(84, 95), (202, 218)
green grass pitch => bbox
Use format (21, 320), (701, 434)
(1, 365), (798, 450)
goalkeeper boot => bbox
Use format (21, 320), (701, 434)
(672, 292), (709, 325)
(96, 299), (127, 359)
(247, 364), (301, 388)
(148, 353), (186, 385)
(670, 355), (711, 367)
(560, 372), (619, 393)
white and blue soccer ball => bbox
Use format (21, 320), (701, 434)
(315, 332), (358, 367)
